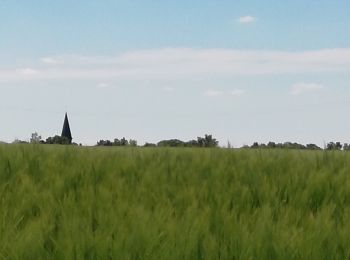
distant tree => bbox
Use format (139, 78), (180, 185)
(335, 142), (342, 150)
(246, 142), (316, 150)
(97, 140), (113, 146)
(251, 142), (259, 148)
(98, 138), (137, 147)
(129, 139), (137, 147)
(144, 143), (156, 147)
(267, 142), (276, 148)
(105, 140), (112, 146)
(284, 142), (306, 149)
(113, 138), (121, 146)
(343, 143), (350, 151)
(197, 137), (205, 147)
(157, 139), (185, 147)
(326, 142), (334, 150)
(306, 144), (322, 150)
(30, 132), (42, 144)
(282, 142), (291, 149)
(243, 141), (324, 150)
(12, 139), (28, 144)
(120, 137), (128, 146)
(326, 142), (342, 150)
(185, 140), (198, 147)
(197, 134), (218, 148)
(46, 135), (70, 145)
(96, 135), (219, 148)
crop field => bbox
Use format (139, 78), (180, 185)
(1, 144), (350, 259)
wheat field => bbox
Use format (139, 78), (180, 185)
(1, 144), (350, 259)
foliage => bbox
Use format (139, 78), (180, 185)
(45, 135), (71, 145)
(1, 145), (350, 258)
(196, 134), (219, 147)
(97, 134), (219, 148)
(306, 143), (322, 150)
(12, 139), (28, 144)
(30, 132), (42, 144)
(157, 139), (185, 147)
(247, 142), (322, 150)
(97, 139), (113, 146)
(129, 139), (137, 147)
(157, 135), (219, 148)
(344, 143), (350, 151)
(326, 142), (343, 150)
(97, 138), (137, 147)
(143, 142), (156, 147)
(184, 139), (200, 147)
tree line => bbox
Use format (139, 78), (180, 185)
(12, 133), (219, 148)
(243, 142), (322, 150)
(9, 132), (350, 151)
(96, 134), (219, 148)
(12, 133), (75, 145)
(242, 141), (350, 151)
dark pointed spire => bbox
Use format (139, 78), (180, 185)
(61, 113), (72, 143)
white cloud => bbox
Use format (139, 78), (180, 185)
(97, 83), (109, 89)
(17, 68), (39, 76)
(163, 86), (174, 92)
(238, 16), (256, 24)
(230, 89), (245, 96)
(204, 89), (245, 97)
(1, 48), (350, 82)
(290, 82), (324, 95)
(204, 90), (223, 97)
(41, 57), (64, 65)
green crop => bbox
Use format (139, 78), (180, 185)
(1, 144), (350, 259)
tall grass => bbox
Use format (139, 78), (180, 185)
(1, 144), (350, 259)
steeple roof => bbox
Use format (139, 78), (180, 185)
(61, 113), (72, 143)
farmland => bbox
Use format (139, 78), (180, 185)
(1, 144), (350, 259)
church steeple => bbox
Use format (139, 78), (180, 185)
(61, 113), (72, 143)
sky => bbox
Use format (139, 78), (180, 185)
(1, 0), (350, 146)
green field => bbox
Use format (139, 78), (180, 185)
(1, 144), (350, 259)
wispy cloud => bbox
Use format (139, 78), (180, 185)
(290, 82), (324, 95)
(230, 89), (245, 96)
(41, 57), (64, 65)
(204, 89), (245, 97)
(238, 16), (256, 24)
(204, 90), (224, 97)
(17, 68), (39, 76)
(97, 82), (110, 89)
(1, 48), (350, 82)
(163, 86), (174, 92)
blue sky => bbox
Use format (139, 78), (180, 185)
(1, 0), (350, 146)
